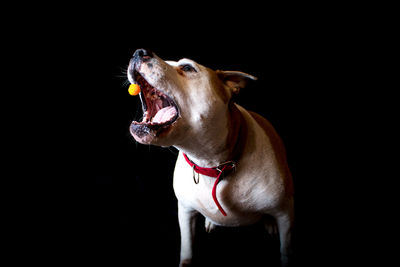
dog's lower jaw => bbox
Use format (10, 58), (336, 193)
(129, 123), (156, 144)
(130, 118), (181, 145)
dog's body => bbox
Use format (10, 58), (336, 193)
(128, 49), (294, 266)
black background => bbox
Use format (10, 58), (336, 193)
(8, 3), (388, 267)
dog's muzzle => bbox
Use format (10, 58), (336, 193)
(128, 49), (179, 139)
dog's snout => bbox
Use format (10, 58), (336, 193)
(133, 48), (153, 62)
(128, 49), (154, 82)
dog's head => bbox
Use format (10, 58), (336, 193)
(128, 49), (256, 146)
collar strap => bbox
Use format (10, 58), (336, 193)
(183, 153), (236, 216)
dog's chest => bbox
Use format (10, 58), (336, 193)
(173, 156), (266, 226)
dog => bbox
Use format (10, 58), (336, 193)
(128, 49), (294, 267)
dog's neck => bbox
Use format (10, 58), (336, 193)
(174, 102), (245, 168)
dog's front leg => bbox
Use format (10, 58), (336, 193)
(275, 204), (295, 267)
(178, 202), (198, 267)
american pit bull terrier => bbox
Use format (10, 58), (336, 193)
(127, 49), (294, 267)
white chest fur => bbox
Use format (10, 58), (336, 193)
(173, 154), (263, 226)
(173, 107), (287, 226)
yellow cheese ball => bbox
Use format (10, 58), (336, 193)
(128, 83), (141, 96)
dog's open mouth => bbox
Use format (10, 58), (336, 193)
(131, 71), (179, 136)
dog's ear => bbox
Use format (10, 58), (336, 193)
(217, 70), (257, 94)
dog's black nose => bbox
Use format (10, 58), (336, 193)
(133, 48), (153, 62)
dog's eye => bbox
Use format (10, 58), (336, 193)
(180, 64), (197, 72)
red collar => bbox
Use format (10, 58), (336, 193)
(181, 103), (247, 217)
(183, 153), (236, 216)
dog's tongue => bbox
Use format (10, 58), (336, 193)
(152, 106), (177, 124)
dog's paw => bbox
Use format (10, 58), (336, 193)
(264, 222), (278, 236)
(263, 216), (278, 236)
(179, 259), (192, 267)
(205, 218), (216, 233)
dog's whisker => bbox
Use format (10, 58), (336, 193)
(166, 146), (179, 156)
(114, 66), (132, 88)
(121, 79), (130, 87)
(120, 65), (128, 74)
(113, 74), (131, 88)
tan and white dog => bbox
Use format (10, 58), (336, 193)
(128, 49), (294, 267)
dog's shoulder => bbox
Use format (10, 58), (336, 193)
(246, 109), (294, 195)
(246, 111), (283, 150)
